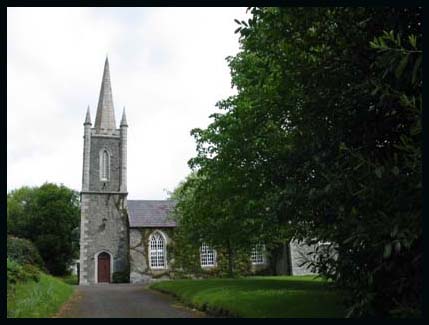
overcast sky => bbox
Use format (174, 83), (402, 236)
(7, 7), (249, 199)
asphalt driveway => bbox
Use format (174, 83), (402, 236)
(56, 283), (207, 318)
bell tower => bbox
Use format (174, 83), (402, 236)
(79, 57), (129, 284)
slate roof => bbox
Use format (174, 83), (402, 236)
(128, 200), (177, 228)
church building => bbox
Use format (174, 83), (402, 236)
(79, 58), (315, 284)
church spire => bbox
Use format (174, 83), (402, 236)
(120, 107), (128, 127)
(84, 106), (92, 125)
(94, 56), (116, 132)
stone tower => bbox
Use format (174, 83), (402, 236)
(79, 57), (129, 284)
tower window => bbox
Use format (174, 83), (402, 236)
(251, 244), (265, 265)
(100, 149), (110, 181)
(149, 232), (166, 269)
(200, 243), (216, 267)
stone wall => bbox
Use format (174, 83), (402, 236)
(129, 227), (287, 282)
(89, 132), (121, 192)
(129, 228), (175, 283)
(79, 193), (129, 284)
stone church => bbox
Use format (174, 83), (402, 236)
(79, 58), (315, 284)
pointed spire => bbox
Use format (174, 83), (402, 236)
(84, 106), (92, 125)
(120, 107), (128, 127)
(94, 56), (116, 132)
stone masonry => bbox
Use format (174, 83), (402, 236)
(79, 57), (129, 284)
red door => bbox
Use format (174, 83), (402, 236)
(98, 252), (110, 283)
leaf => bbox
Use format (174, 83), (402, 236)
(392, 166), (400, 176)
(383, 243), (392, 259)
(234, 27), (242, 34)
(374, 167), (383, 178)
(369, 40), (378, 49)
(408, 34), (416, 49)
(234, 19), (240, 25)
(324, 184), (331, 193)
(339, 142), (347, 151)
(368, 273), (373, 286)
(353, 161), (365, 171)
(343, 236), (355, 244)
(371, 86), (379, 96)
(412, 55), (422, 84)
(391, 225), (398, 238)
(394, 241), (401, 254)
(395, 54), (409, 79)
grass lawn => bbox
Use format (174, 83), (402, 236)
(150, 275), (346, 318)
(7, 273), (75, 318)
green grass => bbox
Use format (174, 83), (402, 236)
(150, 275), (346, 318)
(7, 273), (75, 318)
(58, 274), (78, 285)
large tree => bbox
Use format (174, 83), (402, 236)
(171, 172), (286, 276)
(177, 7), (421, 316)
(7, 183), (80, 275)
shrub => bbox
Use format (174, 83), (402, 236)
(112, 271), (129, 283)
(7, 259), (41, 285)
(7, 236), (45, 271)
(8, 259), (27, 286)
(21, 264), (41, 282)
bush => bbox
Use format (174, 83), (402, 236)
(112, 271), (129, 283)
(7, 259), (41, 288)
(21, 264), (41, 282)
(7, 236), (46, 271)
(8, 259), (27, 286)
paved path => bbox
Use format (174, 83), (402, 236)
(56, 283), (207, 318)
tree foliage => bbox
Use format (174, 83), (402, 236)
(171, 172), (287, 276)
(7, 236), (46, 271)
(174, 7), (421, 317)
(7, 183), (81, 275)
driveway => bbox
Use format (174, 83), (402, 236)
(56, 283), (207, 318)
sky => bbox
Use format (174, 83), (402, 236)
(7, 7), (250, 199)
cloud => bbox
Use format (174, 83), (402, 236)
(7, 7), (249, 199)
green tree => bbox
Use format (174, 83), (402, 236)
(7, 183), (80, 275)
(171, 172), (286, 277)
(179, 7), (421, 316)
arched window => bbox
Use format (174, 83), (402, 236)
(100, 149), (110, 181)
(200, 243), (216, 267)
(149, 232), (166, 269)
(251, 244), (265, 265)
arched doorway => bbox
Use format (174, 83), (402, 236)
(97, 252), (111, 283)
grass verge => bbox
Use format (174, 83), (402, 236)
(58, 274), (79, 285)
(150, 275), (346, 318)
(7, 273), (75, 318)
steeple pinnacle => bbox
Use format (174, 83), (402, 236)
(94, 56), (116, 132)
(120, 107), (128, 127)
(84, 106), (92, 125)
